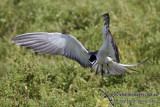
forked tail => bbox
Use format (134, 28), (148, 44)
(92, 58), (149, 76)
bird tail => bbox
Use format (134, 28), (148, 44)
(118, 58), (149, 67)
(92, 58), (149, 76)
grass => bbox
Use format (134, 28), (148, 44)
(0, 0), (160, 106)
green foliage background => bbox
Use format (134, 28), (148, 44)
(0, 0), (159, 106)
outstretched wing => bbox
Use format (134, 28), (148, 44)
(99, 27), (120, 63)
(99, 13), (120, 63)
(11, 32), (90, 68)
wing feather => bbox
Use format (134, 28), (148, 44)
(12, 32), (90, 67)
(100, 13), (120, 63)
(99, 27), (120, 63)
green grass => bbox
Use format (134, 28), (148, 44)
(0, 0), (160, 106)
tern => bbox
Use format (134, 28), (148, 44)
(11, 13), (148, 76)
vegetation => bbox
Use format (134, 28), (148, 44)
(0, 0), (159, 106)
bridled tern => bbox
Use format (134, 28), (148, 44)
(11, 13), (148, 76)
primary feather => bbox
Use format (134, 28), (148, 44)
(12, 32), (90, 68)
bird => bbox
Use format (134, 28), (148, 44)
(11, 13), (148, 76)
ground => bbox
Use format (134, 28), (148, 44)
(0, 0), (160, 106)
